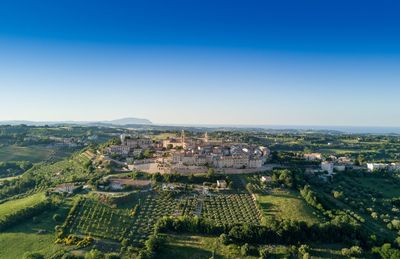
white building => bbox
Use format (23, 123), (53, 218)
(217, 180), (227, 188)
(304, 153), (322, 161)
(55, 183), (77, 194)
(367, 163), (388, 172)
(321, 161), (334, 174)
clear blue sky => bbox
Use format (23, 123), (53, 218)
(0, 0), (400, 126)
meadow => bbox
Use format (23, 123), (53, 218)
(158, 234), (351, 259)
(0, 196), (71, 258)
(0, 145), (54, 162)
(0, 192), (46, 218)
(255, 189), (322, 224)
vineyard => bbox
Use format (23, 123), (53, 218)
(202, 192), (261, 225)
(62, 192), (180, 245)
(61, 180), (265, 248)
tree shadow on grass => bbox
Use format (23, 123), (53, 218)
(3, 205), (69, 235)
(158, 244), (224, 259)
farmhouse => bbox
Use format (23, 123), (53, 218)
(304, 153), (322, 161)
(321, 161), (334, 174)
(108, 178), (152, 190)
(55, 183), (78, 194)
(217, 180), (227, 188)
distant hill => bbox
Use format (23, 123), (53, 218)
(0, 117), (152, 126)
(103, 117), (152, 125)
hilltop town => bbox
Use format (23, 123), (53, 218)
(105, 131), (270, 174)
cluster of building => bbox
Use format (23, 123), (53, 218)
(303, 152), (400, 174)
(104, 131), (270, 171)
(169, 131), (270, 169)
(303, 153), (354, 175)
(105, 134), (154, 158)
(366, 162), (400, 172)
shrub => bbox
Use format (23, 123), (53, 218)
(84, 249), (104, 259)
(241, 243), (249, 256)
(219, 233), (229, 245)
(53, 213), (61, 222)
(298, 244), (310, 256)
(23, 252), (44, 259)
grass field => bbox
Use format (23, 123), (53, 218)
(151, 133), (178, 141)
(0, 199), (71, 258)
(0, 144), (77, 164)
(256, 189), (322, 224)
(0, 145), (54, 162)
(159, 234), (256, 259)
(159, 234), (352, 259)
(0, 192), (46, 218)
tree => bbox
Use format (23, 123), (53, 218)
(207, 168), (215, 178)
(241, 243), (249, 256)
(53, 213), (61, 222)
(298, 244), (310, 256)
(85, 249), (104, 259)
(219, 233), (229, 245)
(23, 252), (44, 259)
(259, 247), (271, 259)
(105, 253), (120, 259)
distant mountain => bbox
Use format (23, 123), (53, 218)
(0, 117), (152, 126)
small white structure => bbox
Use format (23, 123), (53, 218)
(321, 162), (334, 174)
(367, 163), (388, 172)
(110, 180), (123, 190)
(260, 176), (272, 183)
(162, 183), (175, 191)
(55, 183), (77, 194)
(217, 180), (227, 188)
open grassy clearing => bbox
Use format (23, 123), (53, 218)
(256, 189), (321, 224)
(0, 145), (54, 162)
(0, 200), (71, 258)
(151, 133), (178, 141)
(0, 192), (46, 218)
(158, 234), (256, 259)
(159, 234), (355, 259)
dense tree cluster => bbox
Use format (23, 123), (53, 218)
(156, 215), (368, 246)
(0, 161), (33, 178)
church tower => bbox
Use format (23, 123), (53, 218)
(181, 130), (185, 146)
(204, 132), (209, 143)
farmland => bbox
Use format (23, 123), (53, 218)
(0, 144), (78, 164)
(62, 192), (180, 245)
(0, 145), (54, 162)
(0, 196), (71, 258)
(255, 189), (321, 224)
(0, 192), (46, 218)
(202, 192), (261, 225)
(158, 234), (351, 259)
